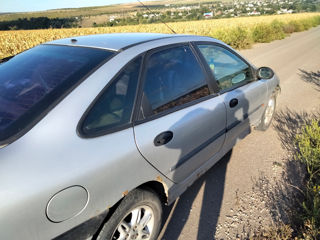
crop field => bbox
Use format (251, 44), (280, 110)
(0, 13), (320, 59)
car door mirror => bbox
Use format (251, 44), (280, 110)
(257, 67), (274, 80)
(231, 72), (246, 85)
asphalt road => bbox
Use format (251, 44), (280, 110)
(159, 26), (320, 239)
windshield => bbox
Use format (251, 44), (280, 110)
(0, 44), (114, 143)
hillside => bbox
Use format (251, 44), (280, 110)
(0, 0), (222, 22)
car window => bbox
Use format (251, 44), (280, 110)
(142, 45), (209, 117)
(0, 45), (114, 143)
(82, 57), (141, 135)
(197, 44), (253, 91)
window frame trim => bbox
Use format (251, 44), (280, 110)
(132, 42), (217, 125)
(133, 94), (216, 126)
(192, 41), (256, 94)
(77, 54), (145, 138)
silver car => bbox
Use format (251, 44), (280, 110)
(0, 33), (280, 240)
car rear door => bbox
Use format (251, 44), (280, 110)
(195, 43), (268, 151)
(133, 44), (226, 183)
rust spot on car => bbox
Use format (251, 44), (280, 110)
(156, 176), (163, 182)
(156, 176), (169, 201)
(122, 190), (129, 197)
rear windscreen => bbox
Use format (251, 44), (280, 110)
(0, 44), (114, 143)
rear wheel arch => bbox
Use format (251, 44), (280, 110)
(137, 180), (168, 205)
(94, 180), (168, 238)
(96, 185), (164, 240)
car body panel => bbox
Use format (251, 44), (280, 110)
(222, 80), (268, 151)
(134, 95), (226, 183)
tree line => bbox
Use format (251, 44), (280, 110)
(0, 17), (79, 30)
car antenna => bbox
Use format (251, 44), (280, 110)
(136, 0), (177, 34)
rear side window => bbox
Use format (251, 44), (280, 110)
(81, 57), (142, 136)
(0, 45), (114, 143)
(197, 44), (252, 91)
(141, 45), (209, 117)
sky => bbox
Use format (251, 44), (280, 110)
(0, 0), (154, 13)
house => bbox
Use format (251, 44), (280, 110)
(203, 12), (214, 18)
(248, 10), (261, 15)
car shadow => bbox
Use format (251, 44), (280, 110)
(159, 150), (232, 240)
(158, 88), (251, 239)
(273, 107), (319, 152)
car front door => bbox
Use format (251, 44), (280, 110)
(133, 44), (226, 183)
(195, 43), (268, 151)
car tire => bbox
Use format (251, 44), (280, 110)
(256, 94), (277, 131)
(97, 188), (162, 240)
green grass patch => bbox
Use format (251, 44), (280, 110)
(211, 25), (253, 49)
(241, 15), (320, 47)
(211, 15), (320, 49)
(252, 20), (286, 43)
(294, 119), (320, 239)
(284, 16), (320, 34)
(252, 119), (320, 239)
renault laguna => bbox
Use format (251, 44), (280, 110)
(0, 33), (280, 240)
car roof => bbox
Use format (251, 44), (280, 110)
(45, 33), (206, 51)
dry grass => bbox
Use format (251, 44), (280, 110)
(1, 13), (320, 59)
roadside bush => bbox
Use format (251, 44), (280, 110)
(251, 20), (285, 43)
(251, 119), (320, 239)
(283, 16), (320, 34)
(301, 19), (313, 30)
(295, 119), (320, 239)
(311, 16), (320, 26)
(270, 20), (286, 39)
(252, 23), (273, 42)
(282, 23), (295, 34)
(288, 20), (305, 32)
(212, 25), (252, 49)
(215, 16), (320, 48)
(250, 223), (293, 240)
(296, 120), (320, 178)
